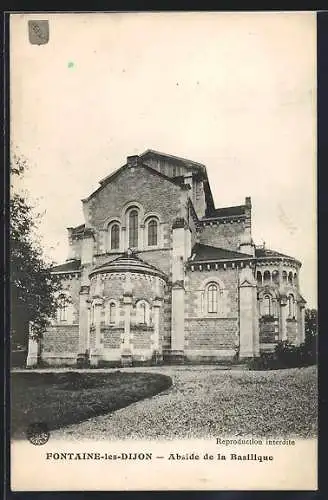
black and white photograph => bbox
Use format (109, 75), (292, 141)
(9, 11), (317, 491)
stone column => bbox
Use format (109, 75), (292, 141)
(170, 218), (187, 363)
(26, 323), (39, 367)
(280, 296), (288, 341)
(90, 297), (103, 366)
(121, 292), (133, 366)
(78, 285), (90, 356)
(152, 297), (163, 363)
(239, 266), (259, 358)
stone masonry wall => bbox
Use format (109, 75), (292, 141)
(42, 325), (79, 354)
(198, 219), (247, 252)
(85, 166), (181, 237)
(184, 268), (239, 353)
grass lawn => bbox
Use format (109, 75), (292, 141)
(50, 365), (317, 440)
(11, 371), (172, 439)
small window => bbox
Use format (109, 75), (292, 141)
(282, 271), (287, 283)
(57, 294), (68, 322)
(110, 224), (120, 250)
(263, 295), (271, 316)
(288, 272), (293, 284)
(109, 302), (116, 324)
(129, 209), (138, 248)
(288, 295), (295, 318)
(207, 283), (218, 313)
(263, 271), (271, 283)
(272, 270), (279, 284)
(256, 271), (262, 285)
(136, 300), (150, 325)
(148, 219), (158, 246)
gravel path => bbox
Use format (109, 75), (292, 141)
(50, 365), (317, 441)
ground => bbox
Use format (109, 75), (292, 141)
(11, 371), (172, 439)
(12, 365), (317, 441)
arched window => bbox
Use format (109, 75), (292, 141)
(110, 224), (120, 250)
(129, 209), (138, 248)
(256, 271), (262, 285)
(263, 270), (271, 283)
(90, 301), (96, 326)
(57, 294), (68, 322)
(282, 271), (287, 283)
(147, 219), (158, 246)
(294, 272), (297, 284)
(288, 295), (295, 318)
(136, 300), (150, 325)
(272, 270), (279, 284)
(263, 295), (271, 316)
(288, 272), (293, 284)
(207, 283), (218, 313)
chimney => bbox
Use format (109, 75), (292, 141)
(245, 196), (252, 208)
(127, 155), (141, 167)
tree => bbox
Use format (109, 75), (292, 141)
(10, 155), (61, 349)
(303, 308), (318, 363)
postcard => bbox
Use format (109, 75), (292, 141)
(9, 11), (317, 491)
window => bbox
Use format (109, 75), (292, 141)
(282, 271), (287, 283)
(57, 294), (68, 322)
(288, 295), (295, 318)
(272, 270), (279, 284)
(90, 302), (96, 325)
(263, 295), (271, 316)
(129, 209), (138, 248)
(148, 219), (158, 246)
(263, 270), (271, 283)
(207, 283), (218, 313)
(288, 272), (293, 285)
(256, 271), (262, 285)
(110, 224), (120, 250)
(136, 300), (150, 324)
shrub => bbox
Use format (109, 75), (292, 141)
(248, 339), (317, 371)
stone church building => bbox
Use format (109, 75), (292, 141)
(27, 150), (306, 367)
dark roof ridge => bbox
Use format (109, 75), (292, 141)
(83, 162), (183, 202)
(140, 149), (206, 169)
(189, 243), (254, 262)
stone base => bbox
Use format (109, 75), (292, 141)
(163, 350), (185, 364)
(26, 355), (38, 367)
(90, 354), (101, 367)
(121, 353), (133, 367)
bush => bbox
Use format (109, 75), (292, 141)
(248, 338), (317, 371)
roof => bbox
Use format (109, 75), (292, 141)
(140, 149), (206, 170)
(89, 251), (167, 280)
(204, 205), (246, 219)
(51, 259), (81, 273)
(84, 161), (183, 202)
(189, 243), (254, 263)
(255, 247), (300, 263)
(68, 224), (85, 236)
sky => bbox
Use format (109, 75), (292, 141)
(10, 12), (317, 307)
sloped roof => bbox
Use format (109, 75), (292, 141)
(203, 205), (246, 219)
(51, 259), (81, 273)
(140, 149), (206, 171)
(68, 224), (85, 236)
(189, 243), (254, 263)
(255, 247), (300, 263)
(89, 251), (167, 280)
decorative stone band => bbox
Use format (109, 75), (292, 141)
(197, 215), (247, 227)
(256, 257), (301, 269)
(187, 258), (255, 271)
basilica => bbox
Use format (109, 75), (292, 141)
(27, 149), (306, 367)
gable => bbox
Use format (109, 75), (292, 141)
(83, 162), (183, 228)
